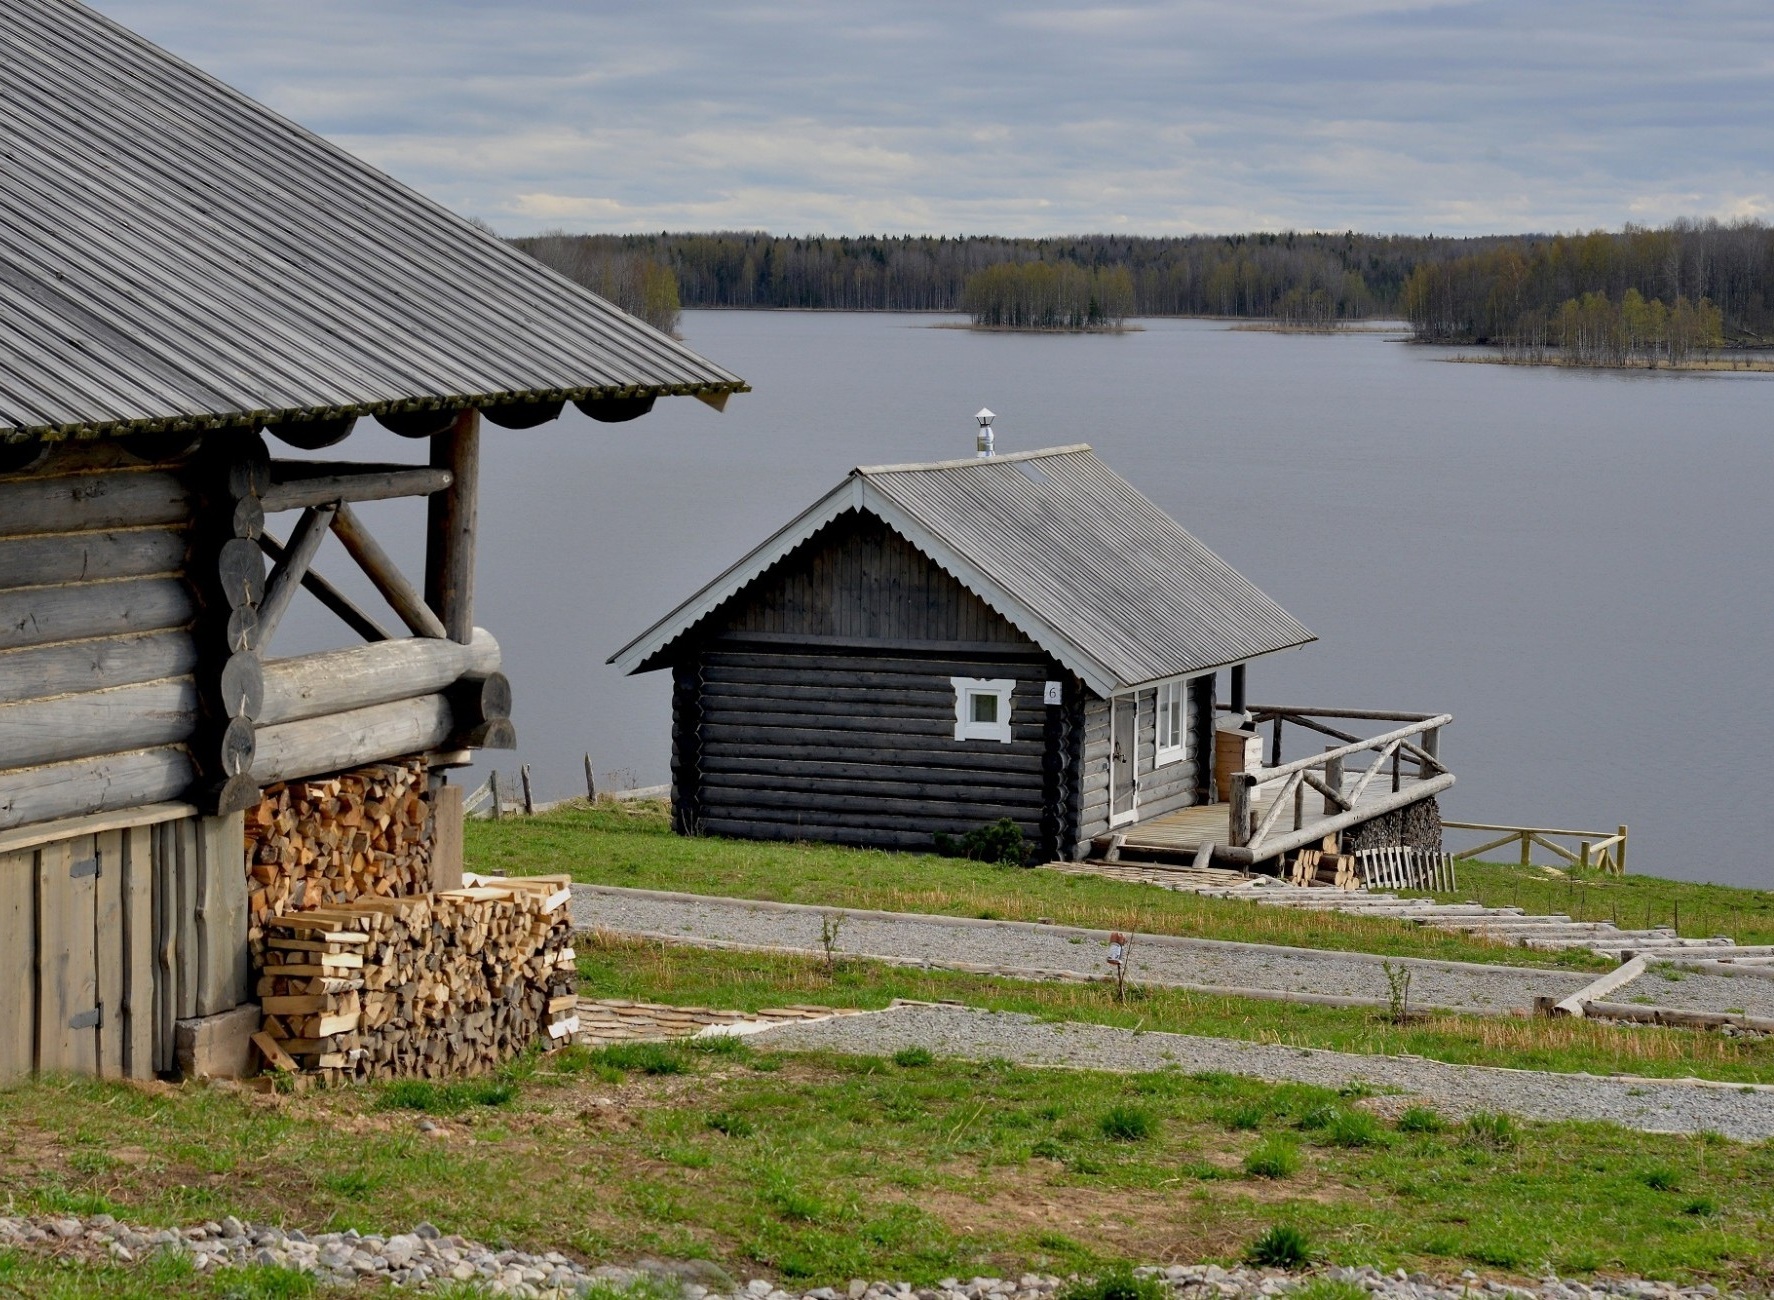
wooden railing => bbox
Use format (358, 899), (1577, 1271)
(1222, 707), (1454, 860)
(1443, 820), (1628, 876)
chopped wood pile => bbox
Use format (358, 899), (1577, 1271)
(245, 760), (432, 953)
(254, 874), (577, 1080)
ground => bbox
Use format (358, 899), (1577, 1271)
(5, 802), (1774, 1296)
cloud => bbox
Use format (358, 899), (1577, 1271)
(90, 0), (1774, 237)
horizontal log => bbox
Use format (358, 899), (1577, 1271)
(704, 651), (1048, 680)
(697, 818), (973, 852)
(701, 787), (1039, 825)
(700, 724), (1047, 759)
(0, 629), (198, 707)
(446, 670), (511, 725)
(0, 577), (194, 652)
(251, 693), (455, 786)
(717, 631), (1041, 656)
(697, 754), (1045, 789)
(702, 772), (1044, 806)
(0, 469), (192, 538)
(0, 527), (188, 592)
(0, 676), (197, 770)
(0, 746), (194, 832)
(700, 691), (1044, 725)
(1248, 704), (1441, 724)
(699, 737), (1046, 772)
(260, 463), (453, 513)
(705, 667), (1045, 696)
(701, 711), (1040, 742)
(260, 629), (501, 726)
(698, 808), (1043, 838)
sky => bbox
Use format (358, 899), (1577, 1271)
(93, 1), (1774, 239)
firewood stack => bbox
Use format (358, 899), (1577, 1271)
(244, 759), (432, 955)
(254, 874), (578, 1080)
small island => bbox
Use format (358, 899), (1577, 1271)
(960, 260), (1135, 331)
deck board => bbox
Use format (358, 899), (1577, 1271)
(1118, 775), (1441, 857)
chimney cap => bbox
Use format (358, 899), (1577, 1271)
(975, 408), (995, 426)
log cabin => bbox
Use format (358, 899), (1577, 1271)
(0, 0), (743, 1082)
(612, 445), (1454, 868)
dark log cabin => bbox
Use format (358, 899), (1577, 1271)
(613, 446), (1454, 867)
(0, 0), (743, 1082)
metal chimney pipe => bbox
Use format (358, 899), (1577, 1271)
(975, 407), (996, 457)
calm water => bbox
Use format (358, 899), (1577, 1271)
(281, 313), (1774, 887)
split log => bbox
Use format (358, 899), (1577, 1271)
(260, 630), (501, 726)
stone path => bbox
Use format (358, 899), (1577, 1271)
(572, 884), (1593, 1015)
(752, 1002), (1774, 1141)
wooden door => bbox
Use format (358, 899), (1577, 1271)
(1110, 694), (1137, 826)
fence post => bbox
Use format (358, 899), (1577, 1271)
(520, 763), (535, 816)
(1322, 747), (1343, 816)
(1420, 725), (1439, 777)
(1616, 824), (1628, 876)
(1579, 839), (1590, 872)
(489, 770), (502, 821)
(584, 754), (597, 802)
(1228, 775), (1252, 848)
(1519, 831), (1531, 868)
(1270, 715), (1283, 767)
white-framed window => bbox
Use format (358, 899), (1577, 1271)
(951, 677), (1015, 743)
(1155, 680), (1187, 765)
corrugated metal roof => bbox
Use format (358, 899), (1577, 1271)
(0, 0), (744, 442)
(610, 445), (1314, 695)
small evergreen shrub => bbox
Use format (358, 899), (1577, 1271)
(934, 818), (1029, 865)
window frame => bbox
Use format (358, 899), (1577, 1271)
(1155, 678), (1188, 766)
(950, 677), (1015, 743)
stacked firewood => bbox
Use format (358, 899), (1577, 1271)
(244, 759), (432, 950)
(253, 875), (578, 1080)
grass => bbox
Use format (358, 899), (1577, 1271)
(465, 803), (1611, 970)
(4, 1042), (1774, 1290)
(1415, 860), (1774, 947)
(574, 933), (1774, 1085)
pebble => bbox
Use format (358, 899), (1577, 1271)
(0, 1212), (1750, 1300)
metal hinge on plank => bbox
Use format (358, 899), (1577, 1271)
(70, 856), (99, 880)
(68, 1006), (101, 1031)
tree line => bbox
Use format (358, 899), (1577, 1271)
(511, 221), (1774, 348)
(962, 262), (1134, 330)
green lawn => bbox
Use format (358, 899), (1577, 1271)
(467, 803), (1612, 970)
(577, 933), (1774, 1086)
(1, 1042), (1771, 1294)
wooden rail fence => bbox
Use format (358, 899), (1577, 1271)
(1443, 820), (1628, 876)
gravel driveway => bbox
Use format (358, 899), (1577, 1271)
(1621, 967), (1774, 1019)
(574, 885), (1594, 1014)
(751, 1002), (1774, 1141)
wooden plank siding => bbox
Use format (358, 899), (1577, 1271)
(1074, 682), (1202, 859)
(0, 441), (200, 832)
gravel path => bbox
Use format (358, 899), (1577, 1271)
(574, 885), (1593, 1014)
(751, 1003), (1774, 1141)
(1622, 967), (1774, 1019)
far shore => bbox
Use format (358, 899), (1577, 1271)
(1444, 351), (1774, 373)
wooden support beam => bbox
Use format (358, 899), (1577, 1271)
(329, 503), (448, 639)
(257, 531), (392, 644)
(256, 504), (336, 646)
(0, 747), (195, 833)
(425, 410), (480, 643)
(259, 629), (501, 726)
(250, 694), (455, 786)
(260, 463), (452, 514)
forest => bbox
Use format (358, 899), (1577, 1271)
(509, 221), (1774, 347)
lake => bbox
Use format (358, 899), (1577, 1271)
(282, 313), (1774, 887)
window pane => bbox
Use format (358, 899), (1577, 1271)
(972, 692), (999, 723)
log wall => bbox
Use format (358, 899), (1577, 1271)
(1075, 681), (1202, 858)
(679, 645), (1063, 855)
(0, 442), (199, 831)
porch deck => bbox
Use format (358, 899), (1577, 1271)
(1111, 771), (1453, 867)
(1103, 705), (1457, 868)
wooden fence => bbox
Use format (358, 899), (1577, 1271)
(1443, 820), (1627, 875)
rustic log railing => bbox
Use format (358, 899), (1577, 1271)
(1443, 820), (1628, 876)
(1221, 707), (1454, 864)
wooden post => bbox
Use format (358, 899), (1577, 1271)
(1292, 779), (1304, 832)
(430, 784), (464, 892)
(1228, 775), (1252, 848)
(1270, 714), (1283, 767)
(1520, 832), (1531, 868)
(520, 764), (535, 816)
(584, 754), (597, 802)
(1322, 747), (1343, 816)
(1420, 725), (1440, 777)
(426, 410), (480, 644)
(1579, 840), (1590, 872)
(1616, 824), (1628, 875)
(1391, 748), (1401, 793)
(489, 770), (502, 821)
(1229, 665), (1246, 716)
(332, 503), (449, 639)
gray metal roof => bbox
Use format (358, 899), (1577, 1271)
(611, 445), (1315, 695)
(0, 0), (744, 442)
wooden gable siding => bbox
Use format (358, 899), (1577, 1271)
(712, 510), (1031, 647)
(0, 441), (200, 831)
(675, 646), (1067, 856)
